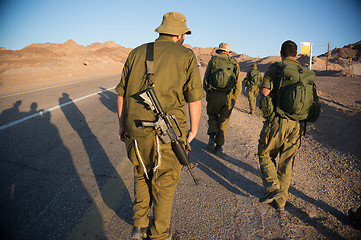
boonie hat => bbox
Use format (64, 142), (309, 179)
(216, 43), (231, 53)
(155, 12), (191, 36)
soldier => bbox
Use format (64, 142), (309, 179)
(115, 12), (204, 239)
(257, 40), (319, 211)
(244, 63), (262, 114)
(203, 43), (242, 154)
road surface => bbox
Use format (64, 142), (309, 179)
(0, 73), (360, 239)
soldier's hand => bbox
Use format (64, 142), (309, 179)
(187, 130), (197, 143)
(119, 127), (126, 142)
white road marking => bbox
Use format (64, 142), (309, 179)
(0, 86), (116, 131)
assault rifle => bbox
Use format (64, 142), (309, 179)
(139, 88), (198, 185)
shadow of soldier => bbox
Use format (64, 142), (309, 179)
(58, 93), (133, 233)
(98, 87), (118, 114)
(0, 100), (22, 125)
(0, 101), (98, 239)
(190, 138), (263, 198)
(190, 139), (350, 239)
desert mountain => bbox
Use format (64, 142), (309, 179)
(0, 40), (360, 92)
(0, 40), (132, 91)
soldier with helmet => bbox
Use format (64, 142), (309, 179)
(115, 12), (204, 239)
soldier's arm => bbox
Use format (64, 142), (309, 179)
(117, 96), (126, 141)
(244, 71), (250, 91)
(259, 67), (276, 96)
(203, 59), (213, 91)
(258, 71), (263, 87)
(260, 88), (271, 96)
(233, 61), (242, 97)
(115, 53), (133, 142)
(187, 100), (202, 143)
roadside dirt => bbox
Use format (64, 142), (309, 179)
(179, 75), (361, 239)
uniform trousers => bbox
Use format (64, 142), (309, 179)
(247, 85), (259, 113)
(125, 134), (183, 240)
(258, 117), (302, 207)
(206, 91), (236, 146)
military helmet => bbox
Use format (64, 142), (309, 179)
(155, 12), (191, 36)
(252, 63), (257, 69)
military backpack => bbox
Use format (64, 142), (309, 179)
(275, 62), (320, 122)
(249, 69), (261, 86)
(208, 56), (237, 93)
(261, 62), (321, 122)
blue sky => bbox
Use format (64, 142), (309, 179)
(1, 0), (360, 58)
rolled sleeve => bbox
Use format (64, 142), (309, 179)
(260, 68), (276, 91)
(115, 82), (125, 97)
(184, 55), (205, 102)
(115, 51), (133, 97)
(184, 87), (205, 102)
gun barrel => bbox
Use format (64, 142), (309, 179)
(171, 140), (191, 165)
(171, 140), (198, 185)
(187, 165), (198, 185)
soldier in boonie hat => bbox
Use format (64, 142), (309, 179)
(155, 12), (191, 36)
(215, 42), (231, 53)
(203, 42), (241, 154)
(116, 10), (204, 240)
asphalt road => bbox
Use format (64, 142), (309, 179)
(0, 74), (134, 239)
(0, 72), (262, 240)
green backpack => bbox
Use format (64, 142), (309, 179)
(274, 62), (320, 122)
(208, 56), (237, 93)
(249, 69), (260, 85)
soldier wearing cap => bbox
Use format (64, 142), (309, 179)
(203, 43), (242, 153)
(115, 12), (204, 239)
(244, 63), (262, 114)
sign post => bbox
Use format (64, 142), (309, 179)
(300, 42), (312, 70)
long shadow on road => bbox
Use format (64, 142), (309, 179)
(190, 139), (350, 239)
(0, 101), (101, 239)
(190, 139), (263, 198)
(98, 87), (117, 114)
(59, 93), (133, 236)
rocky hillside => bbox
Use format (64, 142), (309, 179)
(318, 41), (361, 63)
(0, 40), (360, 93)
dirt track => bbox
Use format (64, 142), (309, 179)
(203, 75), (361, 239)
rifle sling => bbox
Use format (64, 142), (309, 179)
(146, 42), (154, 75)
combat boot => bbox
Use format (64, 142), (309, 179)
(207, 133), (215, 150)
(259, 189), (282, 203)
(131, 227), (147, 239)
(214, 144), (223, 154)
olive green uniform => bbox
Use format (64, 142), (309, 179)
(244, 68), (262, 114)
(115, 35), (204, 239)
(203, 53), (242, 146)
(257, 58), (303, 208)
